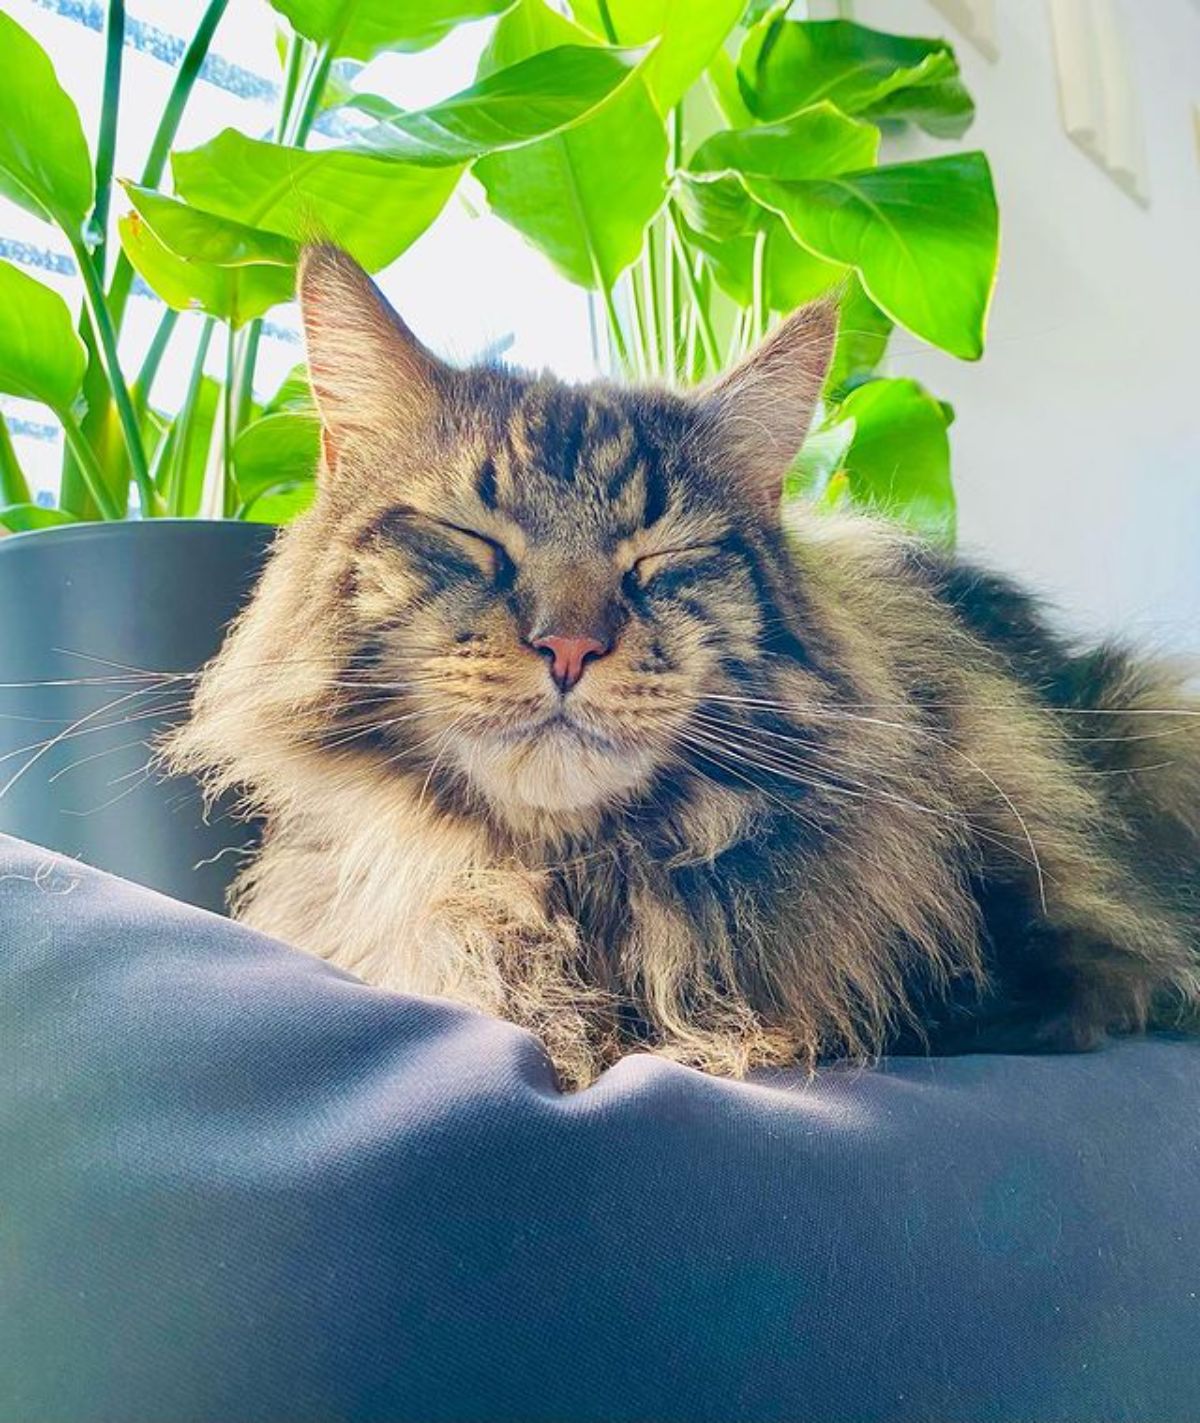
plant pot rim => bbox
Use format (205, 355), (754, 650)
(0, 518), (275, 554)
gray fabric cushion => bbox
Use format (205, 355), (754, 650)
(1, 831), (1197, 1423)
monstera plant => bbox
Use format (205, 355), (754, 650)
(0, 0), (998, 543)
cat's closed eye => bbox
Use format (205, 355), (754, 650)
(627, 544), (725, 590)
(366, 506), (515, 587)
(435, 520), (514, 584)
(387, 511), (511, 585)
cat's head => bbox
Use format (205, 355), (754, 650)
(198, 247), (837, 828)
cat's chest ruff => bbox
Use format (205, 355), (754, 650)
(267, 774), (496, 989)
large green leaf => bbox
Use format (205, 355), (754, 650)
(0, 261), (86, 413)
(705, 46), (756, 128)
(232, 411), (319, 522)
(570, 0), (745, 112)
(838, 377), (955, 542)
(263, 364), (316, 416)
(676, 220), (748, 303)
(864, 79), (975, 139)
(117, 212), (295, 328)
(0, 13), (93, 232)
(232, 411), (321, 510)
(242, 485), (317, 524)
(266, 0), (511, 61)
(691, 105), (881, 184)
(684, 216), (843, 311)
(674, 105), (876, 311)
(0, 502), (81, 533)
(350, 43), (643, 165)
(786, 416), (855, 503)
(747, 153), (998, 360)
(122, 184), (299, 267)
(679, 103), (880, 241)
(738, 17), (973, 139)
(0, 417), (31, 505)
(474, 0), (667, 293)
(172, 132), (462, 272)
(827, 276), (892, 397)
(761, 224), (845, 310)
(674, 171), (759, 243)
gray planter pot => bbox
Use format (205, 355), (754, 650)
(0, 520), (274, 913)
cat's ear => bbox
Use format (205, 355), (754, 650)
(297, 244), (448, 469)
(693, 300), (837, 517)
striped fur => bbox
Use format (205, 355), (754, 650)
(169, 248), (1200, 1088)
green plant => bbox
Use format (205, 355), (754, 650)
(0, 0), (998, 541)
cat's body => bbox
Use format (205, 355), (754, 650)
(170, 248), (1200, 1087)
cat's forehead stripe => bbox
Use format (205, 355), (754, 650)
(479, 388), (677, 535)
(511, 387), (588, 488)
(548, 392), (588, 487)
(641, 446), (669, 528)
(475, 454), (498, 512)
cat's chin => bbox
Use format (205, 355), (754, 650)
(456, 718), (658, 819)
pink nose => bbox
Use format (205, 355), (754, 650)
(531, 634), (610, 691)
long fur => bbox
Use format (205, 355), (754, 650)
(168, 248), (1200, 1088)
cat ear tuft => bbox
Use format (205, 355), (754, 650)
(694, 300), (837, 516)
(297, 244), (448, 469)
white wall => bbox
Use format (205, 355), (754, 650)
(849, 0), (1200, 653)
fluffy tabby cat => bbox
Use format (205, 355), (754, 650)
(170, 245), (1200, 1088)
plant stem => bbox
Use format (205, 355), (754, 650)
(665, 107), (684, 385)
(233, 321), (262, 433)
(60, 412), (121, 520)
(221, 325), (237, 516)
(727, 308), (748, 364)
(641, 234), (662, 380)
(167, 318), (215, 516)
(143, 0), (230, 188)
(670, 97), (685, 171)
(627, 272), (650, 380)
(70, 235), (154, 514)
(61, 0), (126, 515)
(585, 291), (602, 371)
(666, 202), (719, 371)
(662, 222), (677, 383)
(685, 253), (706, 382)
(62, 0), (228, 523)
(133, 307), (179, 414)
(91, 0), (125, 279)
(594, 0), (620, 43)
(0, 416), (31, 505)
(751, 228), (767, 344)
(290, 43), (334, 145)
(147, 411), (176, 493)
(599, 283), (630, 372)
(57, 318), (100, 517)
(107, 0), (231, 326)
(105, 261), (136, 335)
(231, 34), (311, 450)
(276, 35), (308, 142)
